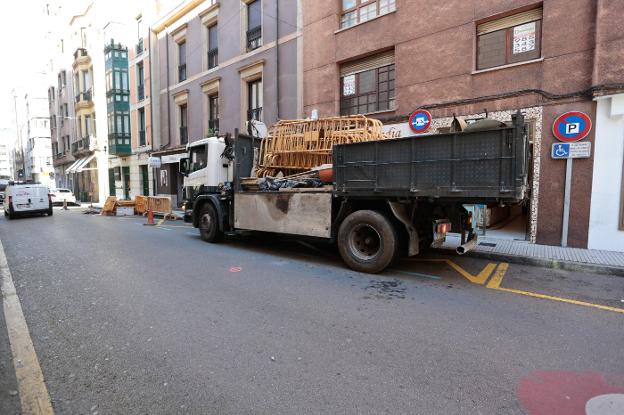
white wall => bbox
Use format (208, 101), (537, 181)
(588, 95), (624, 252)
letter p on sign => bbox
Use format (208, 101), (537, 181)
(565, 123), (580, 135)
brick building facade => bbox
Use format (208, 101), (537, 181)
(303, 0), (624, 249)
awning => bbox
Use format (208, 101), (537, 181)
(66, 154), (97, 174)
(76, 154), (97, 173)
(66, 158), (84, 174)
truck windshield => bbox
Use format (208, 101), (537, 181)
(190, 145), (207, 173)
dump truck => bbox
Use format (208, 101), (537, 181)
(180, 112), (529, 273)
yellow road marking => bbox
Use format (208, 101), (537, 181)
(407, 258), (497, 284)
(492, 287), (624, 314)
(445, 260), (497, 285)
(485, 261), (624, 314)
(0, 239), (54, 415)
(486, 263), (509, 288)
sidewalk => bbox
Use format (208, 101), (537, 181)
(439, 234), (624, 276)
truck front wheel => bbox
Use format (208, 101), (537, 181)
(338, 210), (398, 274)
(198, 203), (223, 243)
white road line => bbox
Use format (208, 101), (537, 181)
(0, 238), (54, 415)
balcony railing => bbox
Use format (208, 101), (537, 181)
(138, 130), (146, 146)
(75, 89), (93, 103)
(72, 136), (93, 155)
(247, 107), (262, 122)
(208, 48), (218, 69)
(178, 63), (186, 82)
(247, 108), (262, 135)
(208, 119), (219, 135)
(136, 38), (144, 55)
(137, 84), (144, 101)
(73, 48), (88, 60)
(180, 126), (188, 144)
(246, 26), (262, 51)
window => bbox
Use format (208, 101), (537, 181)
(82, 70), (91, 92)
(190, 144), (207, 173)
(208, 24), (218, 69)
(179, 104), (188, 144)
(85, 115), (92, 137)
(138, 108), (146, 146)
(340, 53), (395, 115)
(137, 62), (145, 100)
(341, 0), (395, 29)
(248, 79), (262, 122)
(178, 41), (186, 82)
(247, 0), (262, 51)
(476, 8), (542, 70)
(208, 94), (219, 134)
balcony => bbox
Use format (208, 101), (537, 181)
(137, 84), (145, 101)
(180, 126), (188, 145)
(75, 89), (94, 110)
(138, 130), (146, 146)
(73, 48), (88, 60)
(136, 38), (144, 55)
(208, 119), (219, 135)
(178, 63), (187, 82)
(208, 48), (218, 69)
(72, 136), (95, 157)
(108, 133), (131, 155)
(72, 48), (91, 70)
(246, 26), (262, 51)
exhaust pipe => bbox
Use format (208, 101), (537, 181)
(456, 235), (478, 255)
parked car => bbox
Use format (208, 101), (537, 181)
(3, 182), (53, 219)
(50, 188), (78, 206)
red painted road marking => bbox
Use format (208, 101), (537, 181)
(229, 267), (242, 273)
(517, 371), (624, 415)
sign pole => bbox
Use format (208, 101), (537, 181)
(561, 158), (573, 247)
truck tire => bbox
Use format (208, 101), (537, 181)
(337, 210), (398, 274)
(198, 203), (223, 243)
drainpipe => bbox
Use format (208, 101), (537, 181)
(275, 0), (280, 120)
(148, 28), (157, 196)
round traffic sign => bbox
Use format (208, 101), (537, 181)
(552, 111), (592, 142)
(408, 109), (432, 134)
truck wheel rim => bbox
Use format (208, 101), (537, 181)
(349, 224), (381, 260)
(200, 213), (212, 231)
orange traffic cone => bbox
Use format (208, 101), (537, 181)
(144, 208), (155, 226)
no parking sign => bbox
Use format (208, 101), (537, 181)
(552, 111), (592, 142)
(408, 109), (432, 134)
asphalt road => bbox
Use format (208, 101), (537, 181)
(0, 208), (623, 414)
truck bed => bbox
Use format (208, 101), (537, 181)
(333, 113), (529, 202)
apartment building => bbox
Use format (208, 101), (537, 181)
(49, 68), (77, 189)
(303, 0), (624, 250)
(104, 13), (157, 201)
(150, 0), (302, 206)
(0, 129), (13, 179)
(24, 89), (54, 187)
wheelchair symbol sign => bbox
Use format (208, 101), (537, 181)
(552, 143), (570, 159)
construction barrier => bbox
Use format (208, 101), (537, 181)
(256, 115), (389, 177)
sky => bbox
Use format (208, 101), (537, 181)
(0, 0), (50, 147)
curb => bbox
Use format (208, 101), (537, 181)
(433, 247), (624, 277)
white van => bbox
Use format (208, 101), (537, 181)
(3, 183), (53, 219)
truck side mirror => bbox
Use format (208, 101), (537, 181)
(179, 158), (190, 177)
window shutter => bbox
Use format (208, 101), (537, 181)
(477, 8), (543, 35)
(340, 51), (395, 76)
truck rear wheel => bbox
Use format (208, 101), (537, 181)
(198, 203), (223, 243)
(338, 210), (398, 274)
